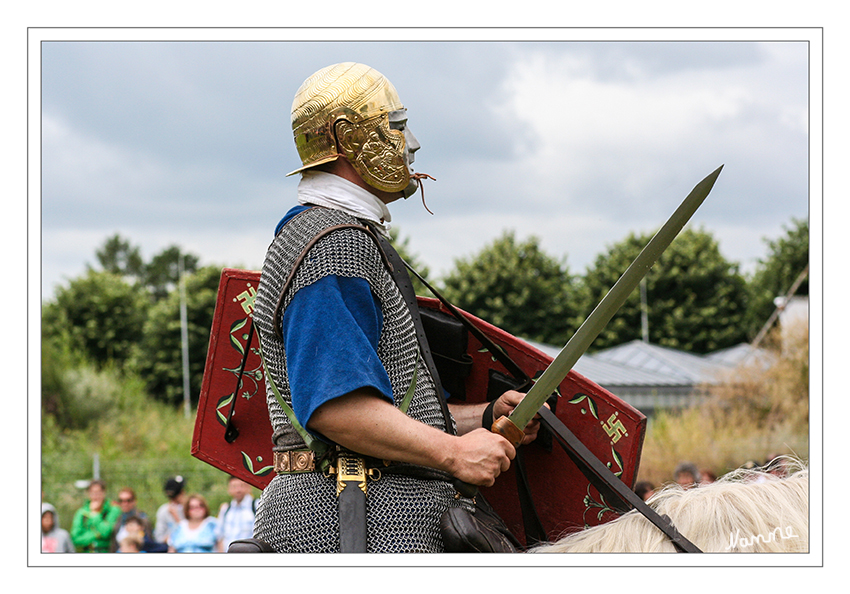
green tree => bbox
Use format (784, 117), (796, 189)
(440, 231), (579, 345)
(91, 235), (200, 301)
(42, 269), (150, 366)
(744, 218), (809, 339)
(131, 265), (222, 405)
(95, 233), (145, 280)
(142, 245), (200, 301)
(580, 227), (748, 353)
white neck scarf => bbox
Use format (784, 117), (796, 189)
(297, 170), (392, 232)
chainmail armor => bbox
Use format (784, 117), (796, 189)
(252, 206), (472, 553)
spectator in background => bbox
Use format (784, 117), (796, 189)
(168, 494), (219, 553)
(700, 468), (717, 485)
(112, 487), (151, 552)
(673, 462), (701, 490)
(217, 476), (257, 552)
(634, 481), (655, 502)
(123, 514), (168, 553)
(154, 476), (186, 544)
(42, 503), (74, 553)
(70, 479), (122, 552)
(118, 534), (142, 553)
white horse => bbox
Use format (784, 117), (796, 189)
(532, 460), (808, 553)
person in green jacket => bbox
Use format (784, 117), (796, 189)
(70, 480), (122, 552)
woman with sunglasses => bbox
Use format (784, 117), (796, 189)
(166, 494), (219, 553)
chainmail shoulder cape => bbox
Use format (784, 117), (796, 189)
(252, 206), (472, 553)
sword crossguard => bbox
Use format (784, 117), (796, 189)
(491, 415), (525, 448)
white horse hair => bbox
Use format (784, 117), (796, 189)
(532, 459), (808, 553)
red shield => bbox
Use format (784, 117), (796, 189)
(192, 268), (646, 545)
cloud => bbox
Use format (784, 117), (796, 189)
(494, 43), (807, 221)
(42, 112), (170, 218)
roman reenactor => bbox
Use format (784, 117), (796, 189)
(250, 63), (543, 553)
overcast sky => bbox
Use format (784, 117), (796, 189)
(38, 32), (813, 301)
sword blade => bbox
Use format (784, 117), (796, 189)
(500, 165), (723, 439)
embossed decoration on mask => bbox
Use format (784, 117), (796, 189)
(335, 112), (409, 193)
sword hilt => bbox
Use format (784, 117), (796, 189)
(452, 415), (525, 498)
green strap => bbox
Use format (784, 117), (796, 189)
(256, 335), (330, 462)
(398, 350), (420, 415)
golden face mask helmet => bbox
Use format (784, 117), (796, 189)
(287, 62), (416, 196)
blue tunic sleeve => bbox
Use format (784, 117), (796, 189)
(281, 274), (394, 431)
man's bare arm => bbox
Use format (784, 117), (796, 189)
(307, 388), (515, 487)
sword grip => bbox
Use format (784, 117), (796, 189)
(491, 415), (525, 448)
(452, 415), (524, 498)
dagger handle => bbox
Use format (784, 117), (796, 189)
(452, 478), (479, 499)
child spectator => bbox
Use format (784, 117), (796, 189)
(42, 503), (74, 553)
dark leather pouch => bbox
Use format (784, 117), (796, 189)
(227, 538), (276, 553)
(439, 498), (521, 553)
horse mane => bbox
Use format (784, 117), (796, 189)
(531, 458), (808, 553)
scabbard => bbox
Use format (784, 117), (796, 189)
(335, 452), (368, 553)
(338, 482), (367, 553)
